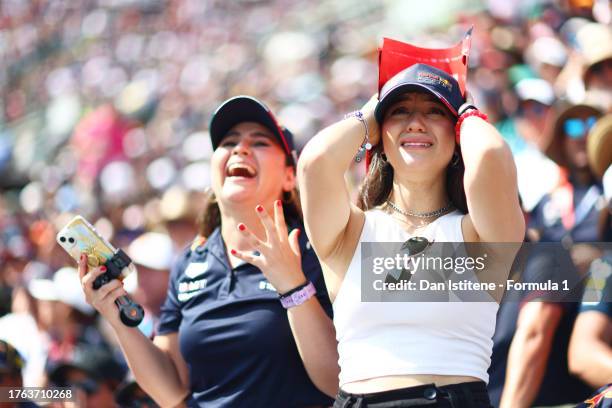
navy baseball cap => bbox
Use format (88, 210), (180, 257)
(375, 64), (464, 122)
(209, 96), (296, 165)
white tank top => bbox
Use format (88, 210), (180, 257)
(333, 209), (498, 387)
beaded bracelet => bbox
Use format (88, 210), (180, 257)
(345, 110), (372, 162)
(454, 109), (488, 144)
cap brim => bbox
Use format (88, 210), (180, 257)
(209, 96), (290, 155)
(375, 83), (458, 123)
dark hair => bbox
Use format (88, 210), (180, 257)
(357, 139), (468, 214)
(197, 185), (302, 238)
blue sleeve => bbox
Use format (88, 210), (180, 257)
(157, 251), (187, 335)
(580, 265), (612, 318)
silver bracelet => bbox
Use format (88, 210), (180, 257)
(344, 110), (372, 162)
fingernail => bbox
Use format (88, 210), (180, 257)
(230, 249), (237, 255)
(238, 223), (246, 231)
(100, 266), (107, 272)
(80, 254), (86, 261)
(297, 228), (301, 237)
(256, 205), (264, 212)
(275, 200), (282, 208)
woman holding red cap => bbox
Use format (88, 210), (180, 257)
(299, 64), (524, 407)
(79, 96), (339, 407)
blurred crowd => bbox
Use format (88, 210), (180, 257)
(0, 0), (611, 407)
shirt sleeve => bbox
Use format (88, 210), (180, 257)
(580, 262), (612, 318)
(157, 251), (187, 335)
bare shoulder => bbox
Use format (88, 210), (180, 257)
(320, 205), (366, 302)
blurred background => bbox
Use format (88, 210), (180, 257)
(0, 0), (611, 407)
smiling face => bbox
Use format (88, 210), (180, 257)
(381, 91), (456, 179)
(210, 121), (295, 208)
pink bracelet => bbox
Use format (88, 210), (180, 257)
(455, 110), (488, 145)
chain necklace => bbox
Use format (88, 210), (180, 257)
(386, 200), (454, 219)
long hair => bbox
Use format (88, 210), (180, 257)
(357, 141), (468, 214)
(197, 184), (302, 239)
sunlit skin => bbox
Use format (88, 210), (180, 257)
(381, 92), (456, 185)
(210, 121), (295, 215)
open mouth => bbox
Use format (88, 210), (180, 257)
(226, 163), (257, 178)
(400, 141), (433, 148)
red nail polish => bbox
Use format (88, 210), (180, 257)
(256, 205), (264, 212)
(238, 223), (246, 231)
(275, 200), (282, 208)
(230, 249), (237, 255)
(296, 229), (301, 237)
(100, 266), (107, 272)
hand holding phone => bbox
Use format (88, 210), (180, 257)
(56, 216), (144, 327)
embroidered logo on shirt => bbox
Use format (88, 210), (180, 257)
(259, 280), (276, 292)
(184, 261), (208, 279)
(178, 278), (208, 302)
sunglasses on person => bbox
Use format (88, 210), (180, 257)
(563, 116), (597, 139)
(385, 237), (432, 284)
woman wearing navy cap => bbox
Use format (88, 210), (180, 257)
(79, 96), (339, 407)
(298, 64), (524, 407)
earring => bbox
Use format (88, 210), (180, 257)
(451, 152), (460, 167)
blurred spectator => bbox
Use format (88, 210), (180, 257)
(576, 23), (612, 91)
(114, 372), (159, 408)
(586, 115), (612, 241)
(0, 340), (37, 408)
(35, 267), (108, 366)
(123, 231), (173, 337)
(567, 125), (612, 390)
(0, 1), (610, 407)
(569, 253), (612, 390)
(530, 102), (605, 248)
(497, 76), (559, 210)
(0, 339), (25, 388)
(48, 344), (126, 408)
(489, 246), (592, 407)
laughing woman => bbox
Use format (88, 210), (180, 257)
(79, 96), (338, 408)
(298, 64), (525, 407)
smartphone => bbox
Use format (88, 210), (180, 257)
(56, 216), (135, 278)
(56, 215), (143, 327)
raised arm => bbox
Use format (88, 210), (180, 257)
(232, 204), (339, 396)
(459, 114), (525, 243)
(79, 256), (190, 407)
(297, 97), (379, 270)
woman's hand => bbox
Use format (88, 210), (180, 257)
(361, 93), (381, 146)
(231, 200), (306, 294)
(78, 253), (128, 327)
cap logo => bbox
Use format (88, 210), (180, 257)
(417, 71), (453, 92)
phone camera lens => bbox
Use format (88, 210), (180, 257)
(68, 237), (75, 244)
(60, 237), (66, 243)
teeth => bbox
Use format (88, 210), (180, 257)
(401, 142), (432, 147)
(227, 163), (256, 177)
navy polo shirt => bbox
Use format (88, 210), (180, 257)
(157, 221), (334, 408)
